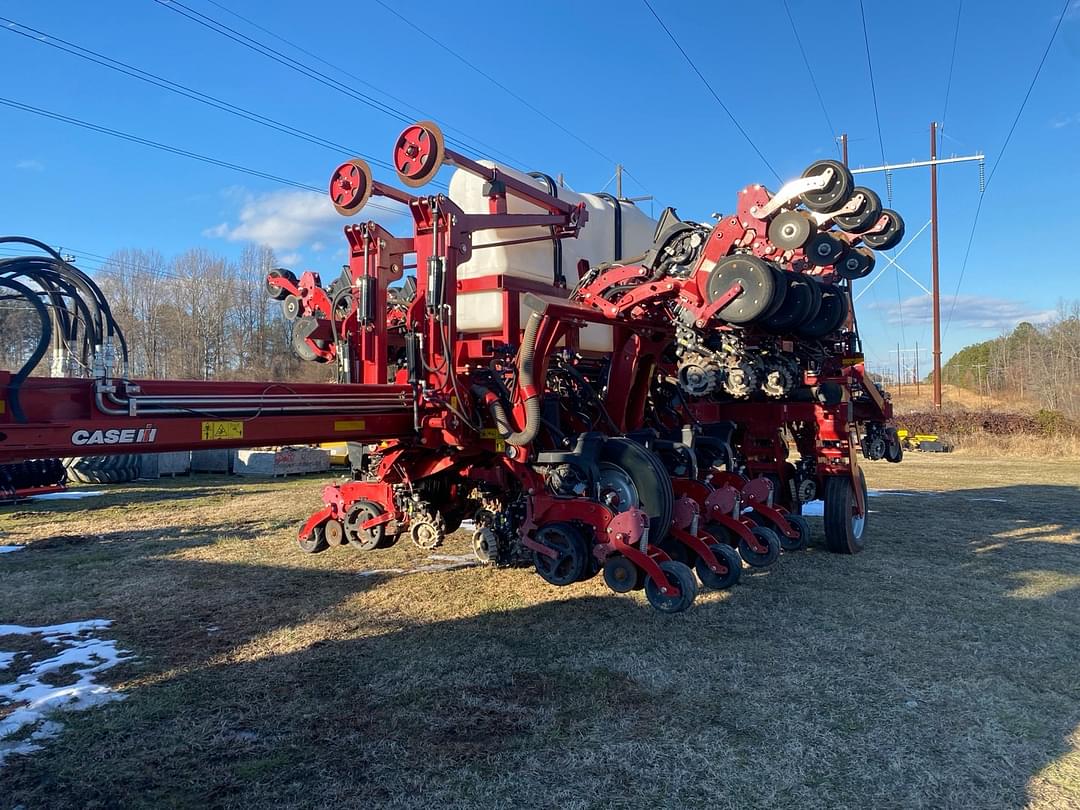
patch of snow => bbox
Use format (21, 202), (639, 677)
(801, 502), (824, 517)
(427, 554), (475, 563)
(966, 497), (1008, 503)
(457, 519), (476, 532)
(29, 490), (104, 501)
(0, 619), (132, 766)
(0, 546), (24, 554)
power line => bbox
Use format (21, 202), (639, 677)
(0, 96), (406, 217)
(0, 16), (405, 176)
(370, 0), (619, 168)
(945, 0), (1070, 334)
(858, 0), (888, 172)
(780, 0), (839, 156)
(641, 0), (780, 182)
(198, 0), (521, 169)
(940, 0), (964, 138)
(154, 0), (528, 170)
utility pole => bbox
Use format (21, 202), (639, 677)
(848, 126), (983, 411)
(930, 122), (942, 410)
(839, 133), (848, 166)
(915, 342), (921, 397)
(616, 164), (622, 199)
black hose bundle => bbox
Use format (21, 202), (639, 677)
(0, 236), (129, 422)
(473, 311), (543, 447)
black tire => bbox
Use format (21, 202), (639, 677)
(799, 160), (855, 213)
(761, 274), (816, 333)
(298, 525), (329, 554)
(768, 210), (814, 250)
(644, 560), (697, 613)
(833, 187), (882, 234)
(823, 470), (868, 554)
(704, 255), (778, 325)
(532, 522), (589, 586)
(266, 268), (297, 301)
(797, 284), (848, 338)
(600, 438), (674, 544)
(861, 209), (905, 251)
(695, 543), (742, 590)
(805, 232), (847, 267)
(739, 525), (781, 567)
(781, 514), (811, 551)
(344, 500), (386, 551)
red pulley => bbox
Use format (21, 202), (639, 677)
(393, 120), (446, 188)
(329, 158), (373, 216)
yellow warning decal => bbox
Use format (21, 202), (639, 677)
(334, 420), (367, 432)
(480, 428), (506, 452)
(201, 420), (243, 441)
(0, 399), (5, 414)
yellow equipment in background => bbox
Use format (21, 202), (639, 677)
(896, 429), (954, 453)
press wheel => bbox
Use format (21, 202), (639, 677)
(837, 246), (875, 280)
(834, 187), (882, 234)
(797, 283), (848, 338)
(768, 210), (814, 250)
(861, 209), (905, 251)
(805, 232), (848, 267)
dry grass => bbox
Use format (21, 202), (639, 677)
(0, 457), (1078, 809)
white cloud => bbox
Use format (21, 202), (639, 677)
(203, 188), (341, 251)
(278, 252), (303, 266)
(1051, 112), (1080, 129)
(15, 159), (43, 171)
(867, 294), (1056, 330)
(205, 187), (408, 253)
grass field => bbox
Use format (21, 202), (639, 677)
(1, 454), (1078, 809)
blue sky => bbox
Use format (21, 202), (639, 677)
(1, 0), (1078, 374)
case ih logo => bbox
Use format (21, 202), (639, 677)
(71, 425), (158, 446)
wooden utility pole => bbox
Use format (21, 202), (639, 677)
(847, 127), (983, 412)
(930, 122), (942, 409)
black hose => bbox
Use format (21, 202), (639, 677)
(0, 277), (52, 422)
(474, 311), (543, 446)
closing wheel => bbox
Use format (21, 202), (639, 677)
(833, 187), (882, 234)
(329, 158), (374, 216)
(394, 120), (446, 188)
(823, 469), (868, 554)
(805, 232), (848, 267)
(603, 555), (643, 593)
(768, 210), (814, 250)
(705, 255), (778, 325)
(644, 560), (697, 613)
(324, 519), (347, 547)
(739, 525), (781, 567)
(298, 524), (329, 554)
(344, 500), (386, 551)
(695, 543), (742, 590)
(781, 514), (811, 551)
(797, 283), (848, 338)
(861, 209), (905, 251)
(600, 438), (674, 543)
(761, 265), (789, 319)
(265, 268), (297, 301)
(532, 522), (588, 586)
(837, 246), (875, 280)
(799, 159), (855, 213)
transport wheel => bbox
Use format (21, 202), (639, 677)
(532, 522), (588, 586)
(768, 210), (814, 250)
(329, 158), (374, 215)
(298, 524), (329, 554)
(644, 560), (697, 613)
(394, 120), (446, 188)
(603, 556), (642, 593)
(704, 255), (777, 325)
(344, 500), (386, 551)
(805, 232), (847, 267)
(599, 438), (674, 544)
(799, 160), (854, 213)
(837, 246), (875, 280)
(780, 514), (811, 551)
(861, 209), (905, 251)
(833, 187), (882, 234)
(823, 470), (868, 554)
(739, 525), (781, 567)
(695, 543), (742, 590)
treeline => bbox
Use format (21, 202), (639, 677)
(1, 245), (329, 383)
(942, 302), (1080, 418)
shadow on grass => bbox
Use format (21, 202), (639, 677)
(0, 481), (1077, 808)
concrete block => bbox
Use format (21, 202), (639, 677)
(190, 449), (233, 473)
(234, 446), (331, 477)
(139, 451), (191, 478)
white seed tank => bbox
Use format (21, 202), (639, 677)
(449, 161), (658, 351)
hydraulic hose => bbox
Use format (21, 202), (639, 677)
(0, 276), (52, 422)
(474, 311), (543, 447)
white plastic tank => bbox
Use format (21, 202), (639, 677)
(449, 161), (657, 351)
